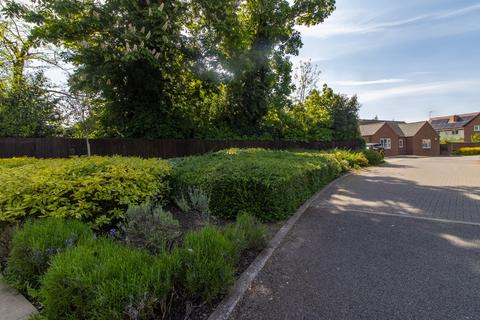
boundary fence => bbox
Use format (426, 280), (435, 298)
(0, 138), (362, 159)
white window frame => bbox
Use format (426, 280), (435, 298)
(474, 125), (480, 132)
(380, 138), (391, 150)
(422, 139), (432, 149)
(399, 139), (404, 148)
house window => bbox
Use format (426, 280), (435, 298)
(422, 139), (431, 149)
(380, 138), (391, 150)
(399, 139), (404, 148)
(474, 125), (480, 132)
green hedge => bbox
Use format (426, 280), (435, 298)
(453, 147), (480, 156)
(0, 157), (172, 227)
(361, 149), (384, 165)
(172, 148), (344, 221)
(333, 149), (369, 169)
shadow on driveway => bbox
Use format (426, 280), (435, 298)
(231, 210), (480, 320)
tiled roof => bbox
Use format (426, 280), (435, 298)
(359, 122), (386, 136)
(429, 112), (480, 131)
(388, 122), (406, 137)
(359, 121), (430, 137)
(359, 119), (406, 125)
(398, 121), (427, 137)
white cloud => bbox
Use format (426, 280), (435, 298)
(434, 3), (480, 20)
(332, 78), (407, 86)
(358, 80), (480, 103)
(299, 3), (480, 39)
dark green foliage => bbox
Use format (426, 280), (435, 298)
(323, 85), (363, 142)
(40, 238), (179, 320)
(5, 218), (92, 293)
(362, 149), (385, 165)
(118, 203), (181, 254)
(6, 0), (340, 139)
(0, 74), (61, 137)
(181, 226), (236, 301)
(172, 148), (343, 221)
(263, 85), (362, 143)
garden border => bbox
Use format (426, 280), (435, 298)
(208, 171), (357, 320)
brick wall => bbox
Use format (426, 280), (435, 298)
(370, 124), (402, 157)
(464, 115), (480, 143)
(410, 123), (440, 156)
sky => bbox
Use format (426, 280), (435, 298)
(295, 0), (480, 122)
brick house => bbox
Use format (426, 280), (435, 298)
(429, 112), (480, 143)
(359, 120), (440, 156)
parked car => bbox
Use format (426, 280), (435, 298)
(366, 143), (385, 154)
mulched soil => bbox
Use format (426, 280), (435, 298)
(0, 223), (14, 271)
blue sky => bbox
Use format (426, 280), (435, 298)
(295, 0), (480, 122)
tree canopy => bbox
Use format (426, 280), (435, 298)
(0, 0), (363, 142)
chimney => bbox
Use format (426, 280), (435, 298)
(448, 115), (460, 123)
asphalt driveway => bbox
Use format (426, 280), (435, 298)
(230, 156), (480, 320)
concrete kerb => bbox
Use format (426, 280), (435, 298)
(208, 171), (357, 320)
(0, 275), (38, 320)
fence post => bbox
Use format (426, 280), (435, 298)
(86, 138), (91, 156)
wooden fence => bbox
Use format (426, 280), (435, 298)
(0, 138), (362, 159)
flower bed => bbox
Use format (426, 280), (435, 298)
(0, 148), (383, 319)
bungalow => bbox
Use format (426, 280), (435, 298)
(359, 120), (440, 157)
(429, 112), (480, 143)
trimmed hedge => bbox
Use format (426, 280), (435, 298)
(0, 157), (172, 227)
(453, 147), (480, 156)
(333, 149), (369, 169)
(5, 218), (93, 293)
(172, 148), (344, 221)
(361, 149), (384, 165)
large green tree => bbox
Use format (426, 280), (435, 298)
(0, 7), (61, 137)
(7, 0), (336, 138)
(190, 0), (336, 134)
(321, 85), (362, 141)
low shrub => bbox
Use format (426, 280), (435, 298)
(333, 149), (369, 169)
(362, 149), (384, 165)
(172, 148), (343, 221)
(181, 226), (236, 301)
(453, 147), (480, 156)
(40, 238), (179, 320)
(0, 156), (172, 227)
(224, 212), (268, 260)
(174, 186), (211, 222)
(5, 218), (93, 293)
(117, 202), (181, 254)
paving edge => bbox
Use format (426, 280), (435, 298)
(207, 171), (356, 320)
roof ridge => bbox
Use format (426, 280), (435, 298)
(430, 112), (480, 120)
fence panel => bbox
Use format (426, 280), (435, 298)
(0, 138), (362, 159)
